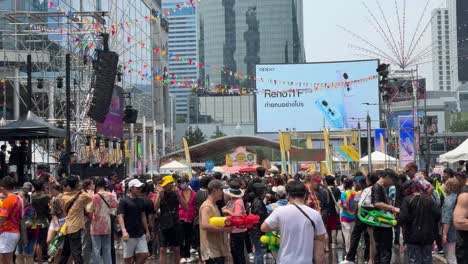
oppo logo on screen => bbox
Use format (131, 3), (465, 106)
(259, 68), (275, 72)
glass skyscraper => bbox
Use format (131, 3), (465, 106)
(198, 0), (304, 88)
(163, 0), (198, 120)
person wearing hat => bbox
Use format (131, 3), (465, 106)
(153, 175), (187, 264)
(266, 186), (288, 214)
(117, 178), (151, 264)
(222, 180), (247, 264)
(199, 179), (232, 264)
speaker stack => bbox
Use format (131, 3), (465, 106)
(88, 51), (119, 123)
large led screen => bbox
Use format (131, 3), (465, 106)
(255, 60), (380, 133)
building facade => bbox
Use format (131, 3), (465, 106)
(431, 8), (453, 91)
(189, 94), (255, 137)
(197, 0), (304, 88)
(163, 0), (198, 121)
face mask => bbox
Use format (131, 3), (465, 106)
(180, 183), (187, 189)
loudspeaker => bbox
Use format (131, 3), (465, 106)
(123, 106), (138, 123)
(88, 51), (119, 123)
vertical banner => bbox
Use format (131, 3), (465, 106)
(374, 129), (387, 153)
(278, 131), (287, 174)
(306, 137), (313, 149)
(323, 128), (332, 172)
(399, 117), (414, 167)
(182, 137), (193, 178)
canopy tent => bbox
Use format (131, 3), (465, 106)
(0, 111), (65, 140)
(359, 151), (398, 165)
(159, 160), (190, 174)
(439, 139), (468, 163)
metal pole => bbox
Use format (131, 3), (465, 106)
(130, 123), (135, 174)
(424, 83), (430, 174)
(358, 121), (362, 159)
(367, 113), (372, 173)
(27, 54), (32, 112)
(153, 120), (157, 171)
(142, 116), (146, 174)
(162, 123), (166, 156)
(13, 67), (20, 120)
(170, 96), (174, 147)
(65, 54), (71, 176)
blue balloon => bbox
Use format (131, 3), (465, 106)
(205, 160), (215, 172)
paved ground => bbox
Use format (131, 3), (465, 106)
(114, 245), (447, 264)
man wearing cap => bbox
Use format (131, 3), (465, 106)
(200, 179), (232, 264)
(266, 186), (288, 214)
(117, 179), (151, 264)
(153, 175), (187, 264)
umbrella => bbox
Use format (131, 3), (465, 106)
(269, 165), (279, 172)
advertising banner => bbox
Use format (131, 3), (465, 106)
(225, 146), (257, 167)
(399, 116), (415, 167)
(374, 129), (387, 153)
(255, 60), (380, 132)
(97, 86), (124, 138)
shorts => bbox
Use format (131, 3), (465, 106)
(160, 225), (182, 248)
(123, 235), (148, 258)
(16, 238), (37, 256)
(326, 215), (339, 231)
(0, 232), (20, 253)
(37, 227), (48, 244)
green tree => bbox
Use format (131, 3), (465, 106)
(184, 126), (207, 146)
(449, 120), (468, 132)
(211, 130), (227, 139)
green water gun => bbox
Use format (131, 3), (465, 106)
(260, 232), (280, 252)
(434, 178), (445, 199)
(358, 206), (397, 227)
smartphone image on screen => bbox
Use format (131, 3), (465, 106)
(315, 98), (344, 128)
(336, 71), (356, 97)
(402, 137), (414, 156)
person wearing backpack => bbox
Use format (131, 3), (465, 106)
(399, 179), (441, 264)
(88, 177), (118, 264)
(57, 175), (92, 264)
(324, 175), (342, 249)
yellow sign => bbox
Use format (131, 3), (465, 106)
(182, 137), (192, 178)
(225, 146), (257, 167)
(340, 146), (360, 161)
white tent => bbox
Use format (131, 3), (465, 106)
(159, 160), (189, 173)
(439, 139), (468, 163)
(359, 151), (398, 165)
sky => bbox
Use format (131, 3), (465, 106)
(303, 0), (446, 90)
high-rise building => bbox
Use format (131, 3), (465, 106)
(198, 0), (304, 88)
(455, 0), (468, 83)
(162, 0), (198, 121)
(431, 8), (453, 91)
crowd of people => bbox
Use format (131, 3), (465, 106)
(0, 162), (467, 264)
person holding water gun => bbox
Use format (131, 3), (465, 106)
(369, 169), (400, 264)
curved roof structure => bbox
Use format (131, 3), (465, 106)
(162, 135), (294, 162)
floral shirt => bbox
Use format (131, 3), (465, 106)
(88, 191), (119, 235)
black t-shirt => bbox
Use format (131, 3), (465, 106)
(371, 183), (389, 205)
(159, 191), (180, 230)
(142, 196), (155, 218)
(118, 196), (145, 238)
(326, 187), (342, 216)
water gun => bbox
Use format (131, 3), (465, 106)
(209, 214), (260, 229)
(358, 206), (397, 227)
(434, 178), (445, 199)
(260, 232), (280, 252)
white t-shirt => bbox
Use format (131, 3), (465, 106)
(264, 204), (326, 264)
